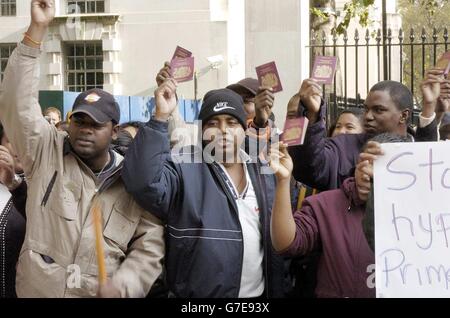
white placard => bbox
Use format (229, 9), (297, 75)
(374, 141), (450, 298)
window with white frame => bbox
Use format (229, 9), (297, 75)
(66, 42), (104, 92)
(0, 0), (16, 16)
(67, 0), (105, 14)
(0, 44), (16, 82)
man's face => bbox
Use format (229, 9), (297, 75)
(1, 134), (23, 174)
(202, 114), (245, 163)
(68, 114), (117, 160)
(363, 90), (408, 136)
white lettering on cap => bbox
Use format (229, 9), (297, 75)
(85, 93), (101, 104)
(213, 102), (235, 112)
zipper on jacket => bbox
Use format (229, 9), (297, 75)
(0, 199), (13, 298)
(41, 171), (58, 207)
(209, 163), (245, 298)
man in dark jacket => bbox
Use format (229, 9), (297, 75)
(289, 76), (440, 191)
(123, 79), (285, 298)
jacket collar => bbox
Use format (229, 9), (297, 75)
(63, 137), (124, 192)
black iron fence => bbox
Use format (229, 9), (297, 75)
(309, 27), (450, 124)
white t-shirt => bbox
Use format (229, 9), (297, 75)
(218, 161), (265, 298)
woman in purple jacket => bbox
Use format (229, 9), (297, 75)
(269, 133), (408, 298)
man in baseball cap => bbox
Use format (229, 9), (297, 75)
(227, 78), (276, 129)
(70, 88), (120, 124)
(68, 88), (120, 176)
(227, 78), (260, 122)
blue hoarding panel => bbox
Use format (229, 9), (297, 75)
(62, 92), (79, 120)
(114, 95), (130, 124)
(59, 91), (198, 124)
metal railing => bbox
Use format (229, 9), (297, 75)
(309, 27), (450, 124)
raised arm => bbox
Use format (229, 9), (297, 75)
(0, 0), (56, 176)
(269, 142), (320, 255)
(122, 79), (182, 221)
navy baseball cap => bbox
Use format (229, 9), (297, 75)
(70, 88), (120, 124)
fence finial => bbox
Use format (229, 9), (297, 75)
(410, 28), (415, 43)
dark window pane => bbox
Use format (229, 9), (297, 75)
(86, 45), (95, 56)
(86, 58), (95, 70)
(86, 86), (95, 90)
(96, 1), (105, 13)
(95, 43), (102, 55)
(68, 86), (76, 92)
(0, 46), (9, 57)
(75, 44), (85, 56)
(96, 58), (103, 69)
(75, 59), (85, 70)
(1, 60), (7, 71)
(10, 3), (15, 16)
(78, 2), (86, 13)
(67, 45), (76, 57)
(87, 1), (95, 13)
(76, 73), (85, 86)
(68, 73), (75, 85)
(86, 72), (95, 85)
(67, 57), (75, 70)
(97, 73), (104, 85)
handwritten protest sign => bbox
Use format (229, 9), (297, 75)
(374, 141), (450, 298)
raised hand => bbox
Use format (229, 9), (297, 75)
(298, 79), (322, 124)
(355, 160), (373, 202)
(269, 142), (293, 181)
(24, 0), (56, 48)
(421, 68), (444, 118)
(154, 78), (178, 122)
(31, 0), (56, 27)
(254, 86), (275, 127)
(156, 62), (172, 87)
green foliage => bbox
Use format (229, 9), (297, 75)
(311, 0), (449, 34)
(311, 0), (376, 34)
(399, 0), (450, 102)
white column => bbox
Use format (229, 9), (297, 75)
(44, 37), (63, 90)
(227, 0), (245, 84)
(102, 38), (123, 95)
(299, 0), (310, 81)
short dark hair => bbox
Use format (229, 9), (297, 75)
(119, 121), (144, 130)
(367, 132), (410, 146)
(339, 108), (364, 120)
(369, 81), (413, 111)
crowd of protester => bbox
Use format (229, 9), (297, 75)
(0, 0), (449, 298)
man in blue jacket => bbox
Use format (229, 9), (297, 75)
(289, 75), (441, 191)
(122, 78), (285, 298)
